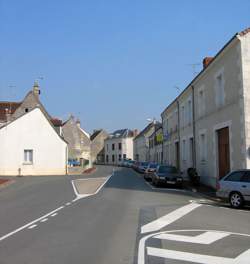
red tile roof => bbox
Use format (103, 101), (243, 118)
(239, 27), (250, 36)
(50, 117), (62, 126)
(0, 102), (21, 122)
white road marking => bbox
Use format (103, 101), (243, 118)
(28, 224), (37, 229)
(65, 202), (71, 206)
(138, 229), (250, 264)
(40, 218), (48, 223)
(141, 203), (202, 234)
(71, 174), (113, 201)
(51, 213), (57, 217)
(147, 247), (250, 264)
(0, 206), (64, 242)
(155, 231), (229, 244)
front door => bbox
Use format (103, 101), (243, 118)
(217, 127), (230, 179)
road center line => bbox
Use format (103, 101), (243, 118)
(0, 205), (64, 242)
(40, 218), (48, 223)
(51, 213), (57, 217)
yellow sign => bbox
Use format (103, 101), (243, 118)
(156, 133), (163, 143)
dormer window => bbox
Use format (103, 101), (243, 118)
(25, 108), (29, 113)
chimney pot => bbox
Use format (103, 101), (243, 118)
(203, 57), (214, 69)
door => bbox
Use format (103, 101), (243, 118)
(217, 127), (230, 179)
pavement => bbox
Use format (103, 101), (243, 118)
(0, 166), (249, 264)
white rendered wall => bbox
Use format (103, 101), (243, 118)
(0, 108), (67, 175)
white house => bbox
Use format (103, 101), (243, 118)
(133, 121), (161, 162)
(105, 129), (135, 164)
(161, 27), (250, 188)
(0, 107), (68, 176)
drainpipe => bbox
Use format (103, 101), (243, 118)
(191, 85), (197, 168)
(177, 99), (181, 172)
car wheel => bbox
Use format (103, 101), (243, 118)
(229, 192), (244, 209)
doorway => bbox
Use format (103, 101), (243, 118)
(217, 127), (230, 179)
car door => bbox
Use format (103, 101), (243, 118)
(221, 171), (245, 195)
(240, 171), (250, 201)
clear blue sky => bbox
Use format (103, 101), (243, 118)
(1, 0), (250, 134)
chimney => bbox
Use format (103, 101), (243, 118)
(133, 129), (139, 137)
(203, 57), (214, 69)
(33, 81), (41, 97)
(5, 108), (11, 122)
(76, 118), (81, 128)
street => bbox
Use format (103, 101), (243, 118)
(0, 166), (250, 264)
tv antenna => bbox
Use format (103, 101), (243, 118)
(187, 63), (201, 76)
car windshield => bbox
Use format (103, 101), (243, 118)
(158, 166), (178, 173)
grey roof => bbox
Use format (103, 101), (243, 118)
(134, 121), (161, 140)
(109, 129), (134, 138)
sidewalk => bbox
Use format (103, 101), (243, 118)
(184, 181), (219, 200)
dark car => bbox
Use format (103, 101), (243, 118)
(152, 165), (183, 188)
(132, 161), (141, 171)
(137, 162), (149, 174)
(144, 163), (158, 181)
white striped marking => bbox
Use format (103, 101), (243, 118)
(0, 206), (64, 242)
(40, 218), (48, 223)
(147, 247), (250, 264)
(141, 203), (202, 234)
(28, 225), (37, 229)
(51, 213), (57, 217)
(155, 231), (229, 244)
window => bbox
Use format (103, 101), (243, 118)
(241, 172), (250, 183)
(215, 73), (224, 107)
(187, 100), (192, 124)
(112, 143), (115, 150)
(118, 154), (122, 161)
(119, 142), (122, 150)
(225, 171), (244, 182)
(181, 106), (185, 127)
(25, 108), (29, 113)
(200, 134), (206, 162)
(112, 155), (115, 162)
(106, 155), (109, 163)
(198, 88), (205, 117)
(182, 140), (186, 161)
(24, 150), (33, 164)
(123, 154), (126, 159)
(106, 144), (109, 151)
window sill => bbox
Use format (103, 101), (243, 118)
(23, 162), (33, 165)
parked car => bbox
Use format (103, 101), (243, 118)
(127, 160), (135, 168)
(216, 170), (250, 208)
(68, 159), (81, 167)
(137, 162), (149, 173)
(144, 163), (158, 181)
(152, 165), (183, 188)
(132, 161), (141, 171)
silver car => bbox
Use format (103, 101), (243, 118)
(216, 170), (250, 208)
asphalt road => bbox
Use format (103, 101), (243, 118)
(0, 166), (250, 264)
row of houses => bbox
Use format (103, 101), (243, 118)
(0, 82), (108, 176)
(134, 27), (250, 189)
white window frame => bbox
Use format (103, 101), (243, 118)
(214, 68), (225, 108)
(24, 149), (33, 164)
(198, 85), (205, 118)
(199, 130), (207, 163)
